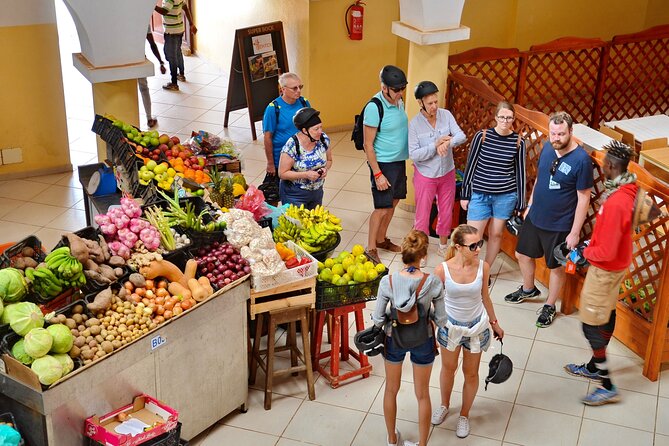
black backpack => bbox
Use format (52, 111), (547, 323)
(290, 133), (329, 159)
(272, 97), (308, 125)
(352, 97), (384, 150)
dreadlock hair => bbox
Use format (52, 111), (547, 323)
(401, 229), (429, 264)
(604, 140), (633, 172)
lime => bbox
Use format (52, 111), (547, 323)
(347, 264), (357, 276)
(341, 257), (354, 271)
(335, 278), (348, 286)
(375, 263), (386, 273)
(348, 280), (357, 285)
(351, 244), (365, 256)
(338, 251), (351, 261)
(319, 268), (333, 282)
(353, 269), (367, 283)
(342, 273), (352, 282)
(317, 261), (325, 272)
(363, 261), (375, 271)
(331, 264), (345, 276)
(356, 254), (368, 264)
(331, 274), (342, 285)
(324, 258), (335, 269)
(367, 269), (378, 281)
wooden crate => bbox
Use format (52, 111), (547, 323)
(249, 276), (316, 320)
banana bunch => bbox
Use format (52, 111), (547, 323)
(274, 204), (343, 252)
(25, 266), (64, 298)
(43, 246), (87, 289)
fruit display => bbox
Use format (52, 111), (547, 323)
(94, 198), (161, 259)
(111, 119), (160, 148)
(208, 167), (235, 209)
(192, 242), (251, 290)
(159, 190), (227, 233)
(0, 268), (28, 303)
(317, 244), (387, 286)
(25, 247), (86, 298)
(273, 204), (343, 253)
(138, 160), (177, 190)
(5, 246), (39, 270)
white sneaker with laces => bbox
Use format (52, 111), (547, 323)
(456, 416), (470, 438)
(387, 429), (401, 446)
(431, 405), (449, 425)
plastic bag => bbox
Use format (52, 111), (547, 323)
(266, 203), (290, 230)
(0, 424), (21, 446)
(235, 185), (271, 221)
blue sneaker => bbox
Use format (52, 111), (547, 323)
(564, 363), (601, 380)
(583, 385), (620, 406)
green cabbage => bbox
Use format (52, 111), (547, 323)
(52, 353), (74, 376)
(11, 339), (34, 365)
(47, 324), (74, 354)
(8, 302), (44, 336)
(31, 355), (63, 385)
(0, 302), (16, 325)
(0, 268), (28, 302)
(23, 327), (53, 358)
(0, 298), (3, 320)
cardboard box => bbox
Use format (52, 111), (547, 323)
(85, 394), (179, 446)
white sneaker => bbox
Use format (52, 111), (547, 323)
(403, 441), (419, 446)
(437, 245), (447, 258)
(387, 429), (401, 446)
(431, 405), (449, 425)
(456, 416), (470, 438)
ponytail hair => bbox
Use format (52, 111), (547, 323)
(401, 229), (429, 264)
(444, 224), (479, 261)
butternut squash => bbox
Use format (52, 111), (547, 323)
(197, 276), (214, 295)
(184, 259), (198, 282)
(167, 281), (192, 300)
(188, 278), (208, 302)
(140, 260), (187, 287)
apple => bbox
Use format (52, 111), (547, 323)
(178, 152), (188, 160)
(142, 148), (150, 156)
(170, 136), (180, 145)
(159, 134), (170, 145)
(151, 154), (160, 161)
(171, 148), (179, 158)
(152, 149), (161, 156)
(158, 144), (169, 152)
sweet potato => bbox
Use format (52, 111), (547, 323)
(87, 288), (113, 312)
(84, 259), (100, 273)
(99, 264), (117, 282)
(108, 256), (125, 267)
(65, 233), (90, 264)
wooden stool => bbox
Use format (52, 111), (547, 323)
(312, 302), (372, 388)
(249, 305), (315, 410)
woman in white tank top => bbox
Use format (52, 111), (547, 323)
(431, 224), (504, 439)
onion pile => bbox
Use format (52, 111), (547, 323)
(194, 242), (251, 290)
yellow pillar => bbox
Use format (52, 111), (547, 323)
(92, 80), (140, 161)
(402, 42), (451, 211)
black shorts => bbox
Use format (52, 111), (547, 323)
(515, 215), (569, 269)
(369, 161), (407, 209)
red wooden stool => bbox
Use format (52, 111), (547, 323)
(311, 302), (372, 388)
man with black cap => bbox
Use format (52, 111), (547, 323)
(363, 65), (410, 263)
(564, 140), (637, 406)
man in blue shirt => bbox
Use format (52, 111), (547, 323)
(363, 65), (409, 262)
(262, 73), (310, 175)
(505, 112), (593, 328)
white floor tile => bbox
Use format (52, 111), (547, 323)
(200, 425), (278, 446)
(504, 405), (581, 446)
(525, 340), (591, 379)
(221, 389), (302, 436)
(352, 412), (421, 446)
(656, 434), (669, 446)
(656, 397), (669, 436)
(579, 419), (654, 446)
(515, 370), (588, 416)
(283, 400), (366, 446)
(583, 383), (657, 432)
(435, 395), (514, 441)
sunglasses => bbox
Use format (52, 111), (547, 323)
(389, 86), (406, 93)
(550, 158), (560, 176)
(285, 84), (304, 91)
(460, 240), (484, 251)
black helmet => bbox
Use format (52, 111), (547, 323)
(485, 342), (513, 390)
(293, 107), (321, 130)
(380, 65), (408, 89)
(354, 325), (385, 357)
(414, 81), (439, 99)
(505, 214), (524, 236)
(553, 241), (590, 268)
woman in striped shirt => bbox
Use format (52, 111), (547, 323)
(460, 101), (526, 269)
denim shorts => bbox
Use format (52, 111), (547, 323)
(437, 314), (491, 352)
(383, 335), (435, 366)
(467, 191), (517, 221)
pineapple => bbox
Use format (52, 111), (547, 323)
(208, 166), (224, 207)
(222, 176), (235, 209)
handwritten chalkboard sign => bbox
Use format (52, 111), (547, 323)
(224, 21), (289, 140)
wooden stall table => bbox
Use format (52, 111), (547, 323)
(638, 147), (669, 185)
(573, 123), (615, 152)
(604, 115), (669, 145)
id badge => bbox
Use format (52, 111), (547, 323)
(565, 260), (576, 274)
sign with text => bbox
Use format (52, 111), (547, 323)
(252, 33), (273, 55)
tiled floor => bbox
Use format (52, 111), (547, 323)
(1, 3), (668, 445)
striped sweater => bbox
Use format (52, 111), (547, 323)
(461, 128), (527, 210)
(162, 0), (185, 35)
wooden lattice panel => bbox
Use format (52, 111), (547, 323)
(449, 47), (522, 102)
(518, 38), (607, 126)
(599, 25), (669, 123)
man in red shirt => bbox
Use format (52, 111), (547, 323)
(564, 140), (636, 406)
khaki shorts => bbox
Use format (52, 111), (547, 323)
(579, 265), (626, 326)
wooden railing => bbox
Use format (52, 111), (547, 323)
(446, 72), (669, 381)
(447, 24), (669, 127)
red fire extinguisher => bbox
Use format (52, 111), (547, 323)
(346, 1), (365, 40)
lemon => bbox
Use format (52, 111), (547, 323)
(367, 269), (379, 281)
(341, 257), (354, 271)
(351, 244), (365, 256)
(335, 277), (348, 286)
(363, 261), (375, 271)
(331, 274), (342, 285)
(375, 263), (387, 273)
(331, 264), (345, 276)
(342, 273), (352, 282)
(353, 269), (368, 283)
(317, 261), (325, 272)
(319, 268), (333, 282)
(348, 280), (357, 285)
(338, 251), (351, 261)
(347, 264), (358, 276)
(356, 254), (368, 264)
(324, 258), (335, 269)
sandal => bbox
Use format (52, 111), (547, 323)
(377, 238), (401, 253)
